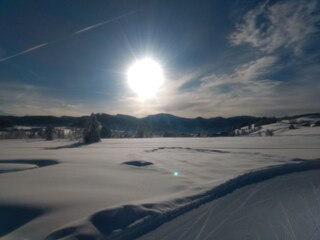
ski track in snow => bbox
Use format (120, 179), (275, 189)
(140, 170), (320, 240)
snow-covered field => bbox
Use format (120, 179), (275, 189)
(1, 127), (320, 239)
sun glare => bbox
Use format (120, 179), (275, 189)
(127, 58), (164, 100)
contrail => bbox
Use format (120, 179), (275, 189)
(0, 10), (138, 62)
(74, 11), (136, 34)
(0, 42), (55, 62)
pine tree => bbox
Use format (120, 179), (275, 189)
(45, 125), (55, 140)
(82, 113), (101, 144)
(100, 126), (112, 138)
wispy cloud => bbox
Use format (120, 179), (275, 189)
(230, 0), (319, 55)
(200, 56), (278, 88)
(0, 83), (86, 116)
(121, 56), (281, 117)
(137, 52), (319, 117)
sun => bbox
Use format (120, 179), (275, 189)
(127, 58), (164, 100)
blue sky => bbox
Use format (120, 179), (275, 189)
(0, 0), (319, 117)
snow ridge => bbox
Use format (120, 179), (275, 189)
(46, 158), (320, 240)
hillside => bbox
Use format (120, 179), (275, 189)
(0, 113), (261, 135)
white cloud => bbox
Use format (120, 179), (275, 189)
(230, 0), (320, 55)
(131, 56), (282, 117)
(132, 53), (319, 118)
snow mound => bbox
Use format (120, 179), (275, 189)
(122, 160), (154, 167)
(0, 159), (59, 174)
(91, 205), (161, 235)
(46, 205), (161, 240)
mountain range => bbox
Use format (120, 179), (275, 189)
(0, 113), (281, 135)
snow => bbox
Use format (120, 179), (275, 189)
(139, 169), (320, 240)
(251, 121), (320, 136)
(0, 133), (320, 239)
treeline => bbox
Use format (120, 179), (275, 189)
(0, 113), (282, 139)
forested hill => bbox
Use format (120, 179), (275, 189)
(0, 113), (280, 134)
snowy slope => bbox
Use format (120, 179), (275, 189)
(250, 121), (320, 136)
(0, 136), (320, 239)
(139, 169), (320, 240)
